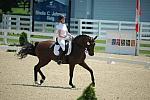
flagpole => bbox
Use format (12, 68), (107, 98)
(137, 25), (140, 56)
(136, 30), (140, 56)
(135, 0), (141, 56)
(138, 0), (140, 56)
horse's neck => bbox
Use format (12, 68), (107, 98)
(71, 42), (86, 56)
(73, 36), (85, 47)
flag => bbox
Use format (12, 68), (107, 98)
(135, 0), (141, 33)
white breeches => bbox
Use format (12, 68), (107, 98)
(58, 39), (65, 51)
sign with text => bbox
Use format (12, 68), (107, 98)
(106, 31), (136, 55)
(35, 0), (67, 22)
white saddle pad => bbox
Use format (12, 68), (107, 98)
(54, 41), (72, 56)
(54, 45), (60, 56)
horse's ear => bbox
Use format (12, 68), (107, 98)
(94, 36), (98, 40)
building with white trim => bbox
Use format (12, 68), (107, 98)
(71, 0), (150, 22)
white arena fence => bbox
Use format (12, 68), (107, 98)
(0, 29), (149, 53)
(0, 29), (55, 44)
(0, 14), (150, 53)
(1, 14), (150, 38)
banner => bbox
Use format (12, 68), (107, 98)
(34, 0), (68, 22)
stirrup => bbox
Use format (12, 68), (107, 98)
(57, 60), (62, 65)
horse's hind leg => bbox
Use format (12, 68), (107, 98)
(39, 69), (46, 85)
(34, 64), (46, 85)
(34, 60), (51, 85)
(34, 64), (39, 85)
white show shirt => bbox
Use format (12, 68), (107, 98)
(55, 23), (68, 39)
(55, 23), (72, 51)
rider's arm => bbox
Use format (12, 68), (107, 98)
(67, 32), (72, 37)
(58, 30), (67, 38)
(55, 24), (66, 38)
(64, 24), (72, 37)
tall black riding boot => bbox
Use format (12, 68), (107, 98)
(57, 50), (64, 65)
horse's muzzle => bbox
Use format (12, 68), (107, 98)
(89, 53), (94, 56)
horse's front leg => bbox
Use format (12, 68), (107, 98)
(79, 62), (95, 86)
(69, 64), (76, 88)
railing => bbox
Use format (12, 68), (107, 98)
(0, 14), (150, 53)
(77, 19), (150, 39)
(0, 29), (150, 52)
(2, 14), (150, 36)
(1, 14), (80, 34)
(0, 29), (55, 44)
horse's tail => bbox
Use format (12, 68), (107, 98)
(17, 42), (39, 59)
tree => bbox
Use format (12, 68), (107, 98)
(77, 83), (97, 100)
(19, 32), (28, 46)
(18, 0), (30, 10)
(0, 0), (19, 13)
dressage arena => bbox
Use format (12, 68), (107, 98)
(0, 50), (150, 100)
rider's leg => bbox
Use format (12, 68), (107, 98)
(57, 39), (65, 65)
(57, 48), (64, 65)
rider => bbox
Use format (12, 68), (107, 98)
(55, 15), (72, 65)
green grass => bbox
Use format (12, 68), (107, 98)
(140, 43), (150, 55)
(96, 40), (106, 44)
(8, 33), (20, 37)
(0, 38), (3, 41)
(7, 33), (53, 39)
(140, 44), (150, 47)
(95, 40), (106, 53)
(11, 8), (29, 15)
(94, 46), (105, 53)
(140, 50), (150, 55)
(7, 39), (19, 44)
(45, 27), (55, 32)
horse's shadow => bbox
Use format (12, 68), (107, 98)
(10, 83), (78, 90)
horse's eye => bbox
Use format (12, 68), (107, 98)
(87, 42), (90, 45)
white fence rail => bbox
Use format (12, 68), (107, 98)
(1, 14), (150, 39)
(0, 29), (150, 52)
(0, 29), (55, 45)
(0, 14), (150, 53)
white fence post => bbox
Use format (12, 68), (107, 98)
(118, 21), (121, 31)
(78, 19), (82, 35)
(30, 16), (32, 32)
(2, 14), (6, 29)
(4, 31), (8, 44)
(42, 23), (46, 32)
(27, 31), (31, 42)
(8, 15), (11, 30)
(16, 16), (20, 30)
(98, 20), (101, 36)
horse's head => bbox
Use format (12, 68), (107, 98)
(73, 35), (98, 56)
(85, 35), (97, 56)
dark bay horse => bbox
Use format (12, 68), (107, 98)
(17, 35), (97, 88)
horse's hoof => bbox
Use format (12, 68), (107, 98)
(71, 85), (76, 88)
(40, 79), (45, 85)
(57, 60), (62, 65)
(91, 82), (95, 87)
(35, 81), (40, 86)
(70, 84), (76, 88)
